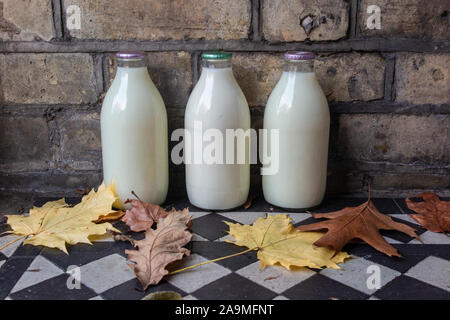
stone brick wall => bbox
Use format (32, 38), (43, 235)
(0, 0), (449, 199)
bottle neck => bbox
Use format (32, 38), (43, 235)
(202, 59), (232, 69)
(283, 59), (314, 73)
(115, 58), (150, 80)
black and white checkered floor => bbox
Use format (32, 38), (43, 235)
(1, 197), (449, 300)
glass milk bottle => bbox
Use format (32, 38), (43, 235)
(185, 52), (250, 210)
(263, 52), (330, 209)
(101, 52), (169, 207)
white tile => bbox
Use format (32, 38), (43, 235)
(383, 236), (402, 244)
(217, 211), (310, 226)
(191, 233), (209, 242)
(0, 260), (5, 269)
(368, 296), (380, 300)
(409, 231), (450, 244)
(389, 214), (420, 225)
(79, 253), (135, 294)
(273, 295), (289, 300)
(0, 235), (24, 258)
(190, 211), (211, 220)
(89, 295), (104, 300)
(183, 294), (198, 300)
(4, 296), (12, 300)
(166, 253), (231, 293)
(406, 256), (450, 292)
(236, 261), (315, 294)
(320, 257), (401, 295)
(11, 255), (64, 293)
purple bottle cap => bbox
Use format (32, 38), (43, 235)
(284, 51), (315, 60)
(115, 51), (147, 60)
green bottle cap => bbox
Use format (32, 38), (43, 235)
(201, 52), (232, 60)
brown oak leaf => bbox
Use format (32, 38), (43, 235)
(121, 199), (169, 232)
(406, 192), (450, 233)
(296, 196), (421, 257)
(125, 208), (192, 290)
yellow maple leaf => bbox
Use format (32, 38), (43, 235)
(6, 183), (120, 254)
(225, 214), (350, 270)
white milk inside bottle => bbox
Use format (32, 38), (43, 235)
(101, 52), (169, 207)
(185, 52), (250, 210)
(263, 51), (330, 209)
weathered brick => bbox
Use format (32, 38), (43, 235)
(0, 116), (50, 170)
(0, 53), (98, 104)
(359, 0), (450, 40)
(338, 114), (450, 164)
(59, 112), (101, 170)
(315, 53), (385, 102)
(395, 53), (450, 104)
(233, 52), (385, 106)
(262, 0), (349, 42)
(106, 52), (192, 107)
(327, 171), (450, 195)
(0, 0), (55, 41)
(63, 0), (251, 40)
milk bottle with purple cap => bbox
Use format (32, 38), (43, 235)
(262, 52), (330, 209)
(101, 52), (169, 207)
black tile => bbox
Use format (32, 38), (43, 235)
(283, 274), (368, 300)
(344, 244), (423, 273)
(9, 273), (97, 300)
(243, 196), (274, 212)
(101, 278), (187, 300)
(190, 214), (238, 241)
(347, 244), (450, 273)
(379, 216), (427, 243)
(312, 198), (367, 213)
(0, 257), (34, 299)
(9, 243), (42, 258)
(41, 240), (132, 270)
(192, 273), (277, 300)
(375, 275), (450, 300)
(293, 216), (322, 228)
(190, 242), (258, 271)
(371, 198), (402, 215)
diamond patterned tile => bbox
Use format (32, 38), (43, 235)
(78, 253), (136, 294)
(0, 257), (35, 300)
(0, 199), (448, 300)
(166, 253), (232, 293)
(41, 240), (132, 270)
(190, 241), (258, 271)
(405, 256), (450, 292)
(217, 211), (311, 226)
(0, 235), (24, 258)
(101, 278), (186, 300)
(320, 257), (401, 295)
(236, 262), (316, 294)
(190, 213), (237, 241)
(9, 273), (97, 300)
(283, 274), (369, 300)
(10, 255), (64, 294)
(192, 273), (277, 300)
(409, 231), (450, 244)
(374, 275), (450, 300)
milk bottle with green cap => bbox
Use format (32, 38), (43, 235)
(101, 52), (169, 207)
(185, 52), (250, 210)
(263, 51), (330, 209)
